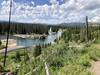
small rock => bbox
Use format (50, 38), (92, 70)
(6, 72), (14, 75)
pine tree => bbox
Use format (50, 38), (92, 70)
(15, 51), (21, 62)
(0, 40), (2, 46)
(34, 45), (42, 57)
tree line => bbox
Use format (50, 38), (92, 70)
(0, 22), (60, 34)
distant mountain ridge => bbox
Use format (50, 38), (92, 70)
(0, 21), (100, 26)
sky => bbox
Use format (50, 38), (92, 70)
(0, 0), (100, 24)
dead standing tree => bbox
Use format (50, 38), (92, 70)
(86, 16), (89, 42)
(3, 0), (12, 67)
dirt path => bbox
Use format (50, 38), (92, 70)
(93, 44), (100, 49)
(91, 61), (100, 75)
(91, 44), (100, 75)
(0, 46), (24, 54)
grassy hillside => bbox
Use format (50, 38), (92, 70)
(0, 29), (100, 75)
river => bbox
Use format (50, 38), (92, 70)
(17, 29), (62, 47)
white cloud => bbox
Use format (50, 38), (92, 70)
(77, 0), (100, 10)
(91, 16), (100, 22)
(50, 0), (58, 4)
(0, 0), (100, 24)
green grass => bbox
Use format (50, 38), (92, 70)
(1, 39), (100, 75)
(42, 38), (100, 75)
(0, 45), (5, 50)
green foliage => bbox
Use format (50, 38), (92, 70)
(15, 51), (21, 62)
(62, 30), (72, 42)
(94, 38), (100, 44)
(72, 34), (80, 42)
(0, 45), (5, 50)
(58, 65), (91, 75)
(0, 64), (5, 72)
(0, 40), (5, 49)
(33, 45), (42, 57)
(49, 58), (64, 68)
(78, 55), (91, 67)
(24, 52), (30, 62)
(89, 47), (100, 61)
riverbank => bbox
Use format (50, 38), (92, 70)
(0, 39), (17, 49)
(0, 35), (19, 51)
(0, 34), (47, 49)
(13, 34), (47, 39)
(0, 46), (24, 54)
(1, 39), (16, 46)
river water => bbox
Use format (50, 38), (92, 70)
(17, 30), (62, 47)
